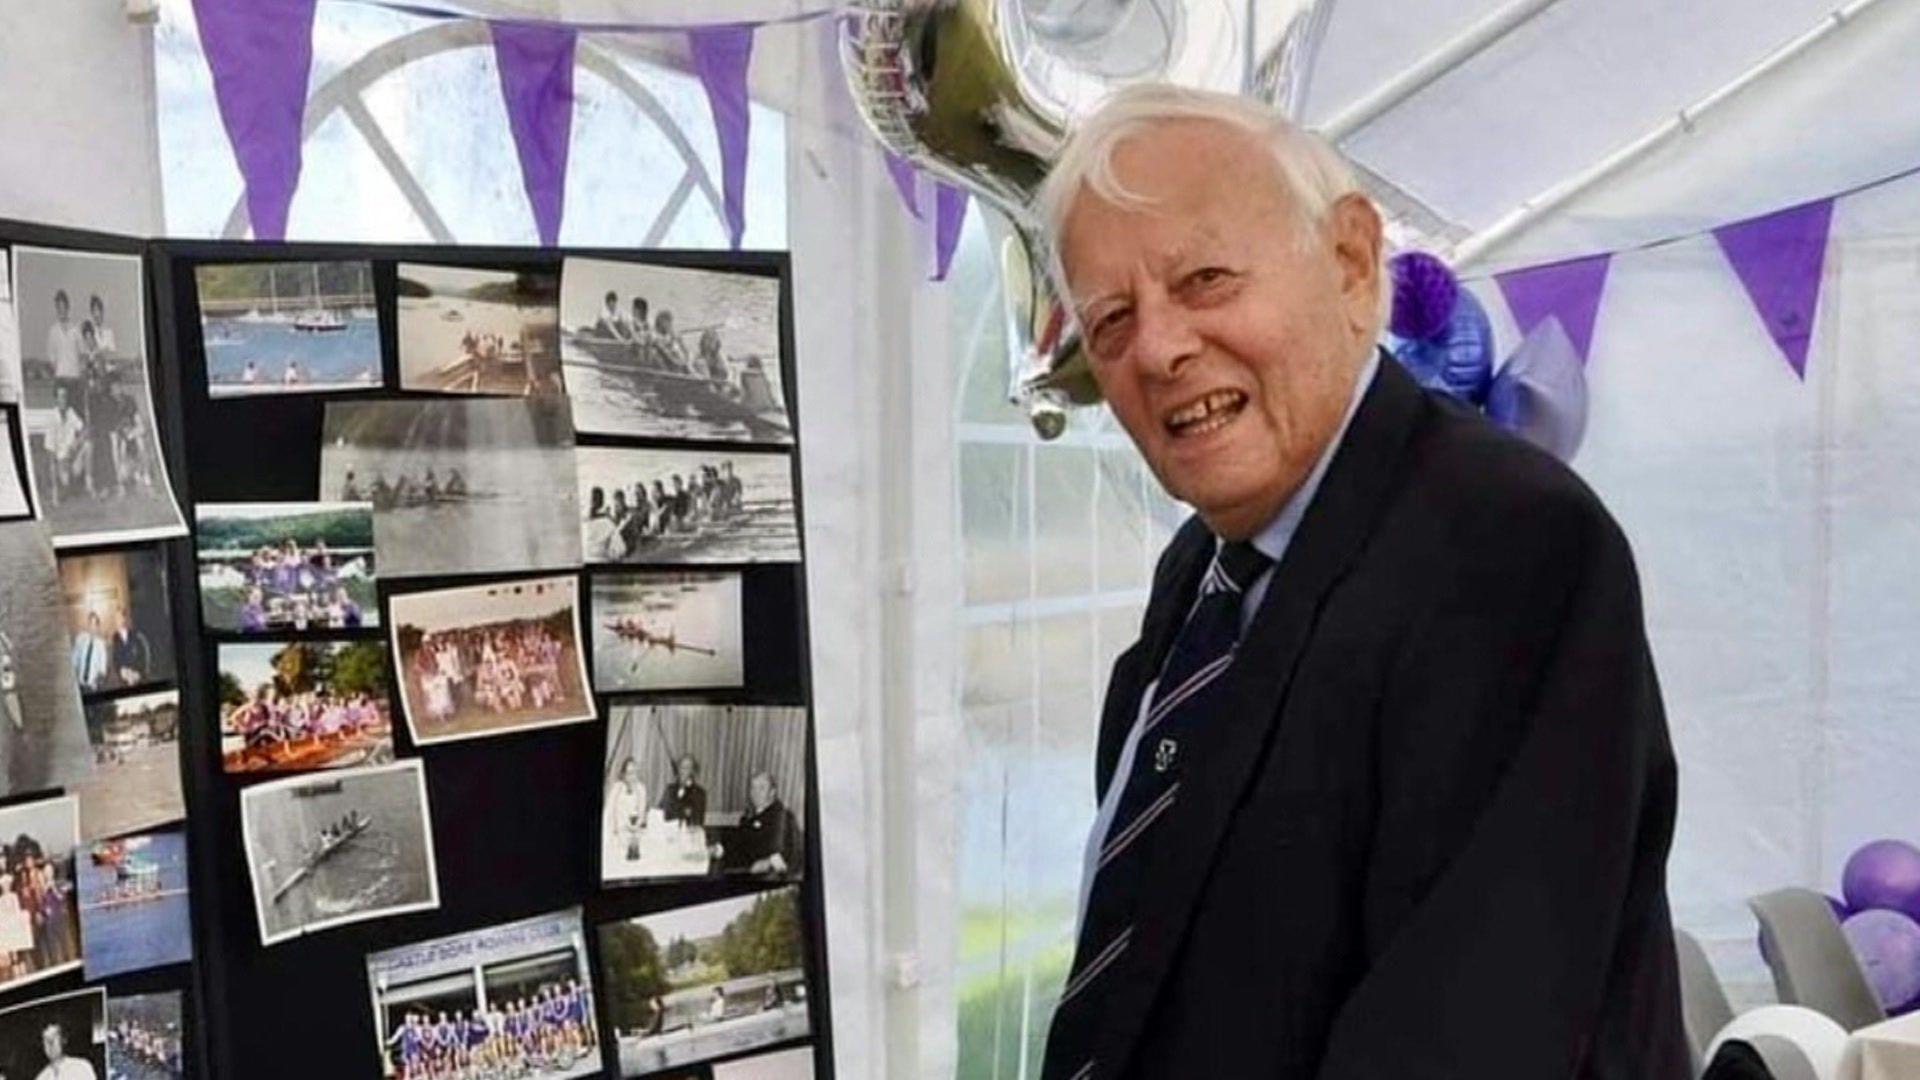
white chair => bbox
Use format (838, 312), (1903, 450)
(1677, 927), (1738, 1075)
(1750, 887), (1887, 1032)
(1706, 1005), (1850, 1080)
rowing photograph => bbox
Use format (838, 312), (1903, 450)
(0, 988), (105, 1080)
(559, 256), (791, 444)
(0, 794), (84, 996)
(0, 407), (29, 521)
(577, 446), (800, 565)
(397, 262), (563, 397)
(389, 574), (595, 746)
(591, 571), (743, 693)
(195, 260), (383, 396)
(241, 758), (439, 946)
(0, 520), (94, 797)
(108, 990), (183, 1080)
(217, 639), (394, 774)
(56, 546), (175, 696)
(79, 827), (190, 980)
(72, 690), (183, 843)
(599, 886), (810, 1075)
(194, 501), (377, 633)
(601, 704), (807, 886)
(11, 246), (187, 547)
(319, 397), (583, 577)
(714, 1047), (816, 1080)
(366, 907), (599, 1080)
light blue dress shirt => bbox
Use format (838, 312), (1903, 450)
(1076, 348), (1382, 927)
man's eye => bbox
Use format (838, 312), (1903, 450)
(1189, 268), (1232, 289)
(1089, 311), (1131, 357)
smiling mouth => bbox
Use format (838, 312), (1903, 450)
(1163, 390), (1248, 438)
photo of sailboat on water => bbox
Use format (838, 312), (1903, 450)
(195, 260), (384, 397)
(241, 759), (439, 946)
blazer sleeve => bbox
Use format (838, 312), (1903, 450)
(1316, 495), (1683, 1079)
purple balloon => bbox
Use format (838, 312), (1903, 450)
(1843, 909), (1920, 1011)
(1844, 840), (1920, 920)
(1389, 251), (1459, 341)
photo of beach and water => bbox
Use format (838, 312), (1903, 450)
(195, 261), (383, 397)
(397, 263), (563, 397)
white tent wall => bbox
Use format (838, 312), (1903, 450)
(0, 1), (165, 233)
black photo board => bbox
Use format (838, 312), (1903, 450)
(0, 220), (834, 1079)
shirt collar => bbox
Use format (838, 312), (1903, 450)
(1244, 346), (1382, 563)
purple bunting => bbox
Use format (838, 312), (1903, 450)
(885, 152), (923, 219)
(933, 183), (969, 282)
(191, 0), (319, 240)
(490, 21), (577, 247)
(1713, 198), (1835, 379)
(1494, 252), (1611, 365)
(689, 25), (757, 249)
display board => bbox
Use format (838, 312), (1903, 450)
(0, 219), (831, 1080)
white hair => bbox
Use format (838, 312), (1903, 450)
(1035, 82), (1390, 335)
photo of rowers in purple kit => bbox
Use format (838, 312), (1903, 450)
(195, 503), (377, 634)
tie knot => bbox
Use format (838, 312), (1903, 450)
(1206, 540), (1270, 596)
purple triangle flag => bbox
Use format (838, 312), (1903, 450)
(191, 0), (319, 240)
(885, 152), (922, 219)
(490, 21), (577, 247)
(1494, 252), (1611, 364)
(689, 25), (757, 249)
(933, 183), (969, 282)
(1713, 198), (1834, 379)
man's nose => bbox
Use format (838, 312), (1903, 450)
(1132, 299), (1201, 380)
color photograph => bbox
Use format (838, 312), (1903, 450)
(559, 256), (790, 443)
(217, 639), (394, 774)
(390, 574), (595, 745)
(366, 907), (598, 1080)
(10, 245), (187, 547)
(396, 262), (563, 396)
(195, 260), (382, 396)
(0, 406), (30, 520)
(599, 886), (810, 1075)
(78, 827), (191, 980)
(0, 988), (105, 1080)
(72, 690), (183, 843)
(601, 704), (807, 886)
(194, 501), (377, 633)
(56, 546), (175, 695)
(319, 397), (583, 577)
(108, 990), (183, 1080)
(591, 571), (744, 693)
(241, 758), (439, 946)
(0, 520), (94, 796)
(0, 795), (84, 995)
(577, 447), (799, 565)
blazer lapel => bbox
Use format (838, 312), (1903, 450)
(1096, 521), (1213, 799)
(1095, 355), (1427, 1073)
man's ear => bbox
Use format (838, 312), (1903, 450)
(1327, 193), (1384, 337)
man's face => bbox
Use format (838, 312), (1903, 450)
(53, 296), (68, 322)
(1059, 120), (1383, 539)
(749, 774), (773, 811)
(41, 1024), (60, 1061)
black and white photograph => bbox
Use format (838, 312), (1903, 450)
(241, 758), (439, 946)
(10, 245), (186, 547)
(217, 639), (394, 774)
(0, 520), (94, 796)
(713, 1047), (815, 1080)
(0, 988), (105, 1080)
(319, 397), (583, 577)
(602, 704), (807, 886)
(194, 502), (377, 633)
(559, 256), (791, 443)
(108, 990), (183, 1080)
(0, 795), (84, 995)
(0, 406), (30, 521)
(397, 263), (563, 397)
(592, 571), (744, 693)
(598, 886), (810, 1075)
(195, 260), (382, 396)
(0, 248), (20, 404)
(366, 907), (598, 1080)
(577, 447), (799, 565)
(57, 546), (175, 695)
(79, 827), (192, 980)
(390, 574), (595, 746)
(72, 690), (183, 843)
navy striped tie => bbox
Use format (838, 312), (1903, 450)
(1046, 540), (1271, 1077)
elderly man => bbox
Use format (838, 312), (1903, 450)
(1036, 85), (1687, 1079)
(34, 1022), (96, 1080)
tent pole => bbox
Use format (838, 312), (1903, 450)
(1450, 0), (1892, 270)
(1321, 0), (1567, 141)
